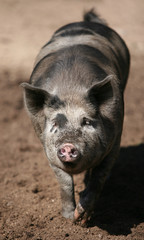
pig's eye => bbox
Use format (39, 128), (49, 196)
(82, 117), (92, 126)
(52, 121), (57, 128)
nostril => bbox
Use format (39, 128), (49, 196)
(61, 148), (66, 154)
(58, 148), (65, 157)
(70, 148), (78, 158)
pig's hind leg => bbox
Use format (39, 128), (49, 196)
(74, 152), (117, 226)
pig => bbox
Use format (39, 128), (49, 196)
(21, 9), (130, 225)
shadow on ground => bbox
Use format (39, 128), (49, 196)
(88, 144), (144, 235)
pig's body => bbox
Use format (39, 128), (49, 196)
(21, 10), (130, 225)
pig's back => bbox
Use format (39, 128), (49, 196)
(31, 18), (130, 92)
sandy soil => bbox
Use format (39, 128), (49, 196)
(0, 0), (144, 239)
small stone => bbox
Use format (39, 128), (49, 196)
(65, 233), (69, 237)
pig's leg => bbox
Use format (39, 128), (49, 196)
(74, 152), (117, 225)
(51, 165), (76, 219)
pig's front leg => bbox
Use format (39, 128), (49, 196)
(51, 165), (76, 219)
(74, 153), (116, 226)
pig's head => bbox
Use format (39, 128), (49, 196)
(21, 75), (118, 174)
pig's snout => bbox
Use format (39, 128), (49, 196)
(57, 143), (79, 163)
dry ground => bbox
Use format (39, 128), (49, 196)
(0, 0), (144, 239)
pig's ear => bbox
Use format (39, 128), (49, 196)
(21, 82), (51, 116)
(87, 75), (114, 105)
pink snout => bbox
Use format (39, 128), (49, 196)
(57, 143), (79, 163)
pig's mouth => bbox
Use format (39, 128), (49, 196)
(62, 161), (78, 169)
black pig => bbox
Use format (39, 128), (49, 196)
(21, 10), (130, 225)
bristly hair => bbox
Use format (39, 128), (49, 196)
(83, 8), (108, 26)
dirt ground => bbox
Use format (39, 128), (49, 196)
(0, 0), (144, 239)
